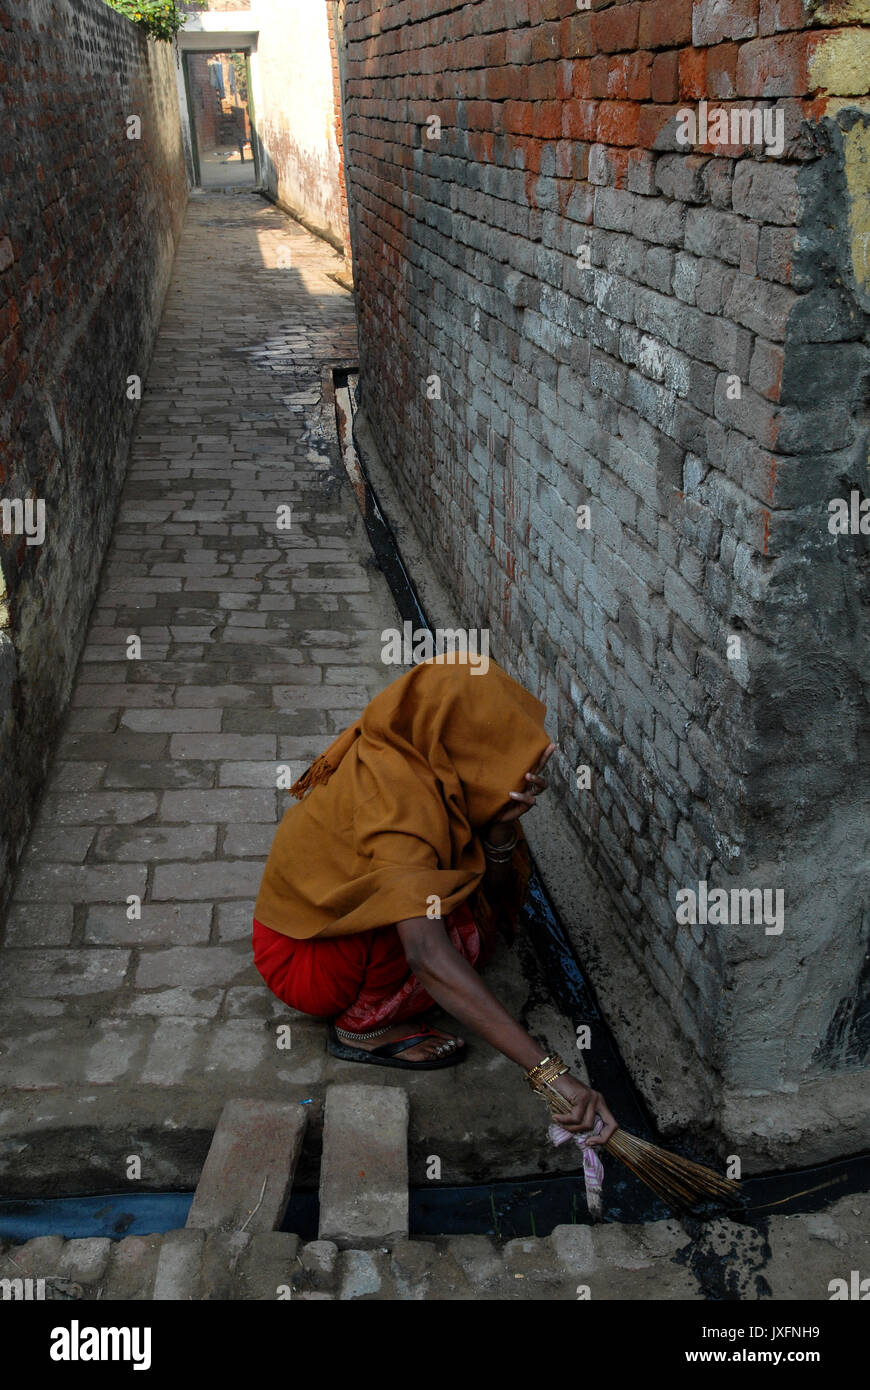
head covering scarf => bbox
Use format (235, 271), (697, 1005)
(253, 654), (552, 940)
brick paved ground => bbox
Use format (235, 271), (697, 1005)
(0, 191), (584, 1196)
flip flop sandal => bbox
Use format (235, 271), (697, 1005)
(326, 1022), (467, 1070)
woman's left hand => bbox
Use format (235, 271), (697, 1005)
(489, 742), (556, 829)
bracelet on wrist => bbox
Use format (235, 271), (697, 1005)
(482, 829), (518, 862)
(524, 1051), (572, 1114)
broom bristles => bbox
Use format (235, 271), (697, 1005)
(546, 1091), (740, 1211)
(605, 1128), (741, 1210)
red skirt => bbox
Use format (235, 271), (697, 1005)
(252, 900), (498, 1033)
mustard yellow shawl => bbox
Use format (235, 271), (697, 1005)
(253, 655), (552, 940)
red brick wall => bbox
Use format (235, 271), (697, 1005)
(187, 52), (223, 152)
(341, 0), (870, 1129)
(0, 0), (187, 922)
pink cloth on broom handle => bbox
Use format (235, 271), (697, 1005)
(548, 1116), (606, 1217)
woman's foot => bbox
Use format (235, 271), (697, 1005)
(336, 1021), (465, 1063)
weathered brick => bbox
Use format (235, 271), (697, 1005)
(319, 1084), (409, 1249)
(591, 3), (640, 53)
(707, 40), (740, 97)
(758, 0), (809, 34)
(152, 1229), (205, 1300)
(655, 152), (709, 202)
(646, 52), (676, 105)
(748, 338), (785, 400)
(684, 206), (745, 264)
(734, 32), (814, 97)
(732, 159), (802, 225)
(103, 1235), (162, 1300)
(724, 272), (797, 340)
(678, 45), (706, 100)
(693, 0), (759, 46)
(235, 1232), (302, 1300)
(757, 224), (798, 284)
(57, 1238), (113, 1285)
(187, 1099), (308, 1234)
(633, 196), (687, 245)
(638, 0), (692, 49)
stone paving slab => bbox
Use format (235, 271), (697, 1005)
(0, 192), (587, 1196)
(318, 1084), (409, 1248)
(2, 1194), (867, 1301)
(152, 1228), (206, 1301)
(186, 1098), (306, 1235)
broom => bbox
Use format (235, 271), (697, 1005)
(546, 1090), (742, 1213)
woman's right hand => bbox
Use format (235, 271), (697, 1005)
(547, 1072), (618, 1147)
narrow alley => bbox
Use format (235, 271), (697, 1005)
(3, 0), (870, 1326)
(0, 192), (580, 1195)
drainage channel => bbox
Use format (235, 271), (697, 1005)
(2, 1143), (869, 1247)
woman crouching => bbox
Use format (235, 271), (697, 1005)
(252, 654), (616, 1142)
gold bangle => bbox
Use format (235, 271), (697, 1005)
(526, 1052), (567, 1083)
(525, 1053), (568, 1096)
(525, 1051), (574, 1116)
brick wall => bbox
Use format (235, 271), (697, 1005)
(342, 0), (870, 1139)
(327, 1), (354, 265)
(187, 52), (223, 151)
(0, 0), (187, 920)
(254, 0), (350, 254)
